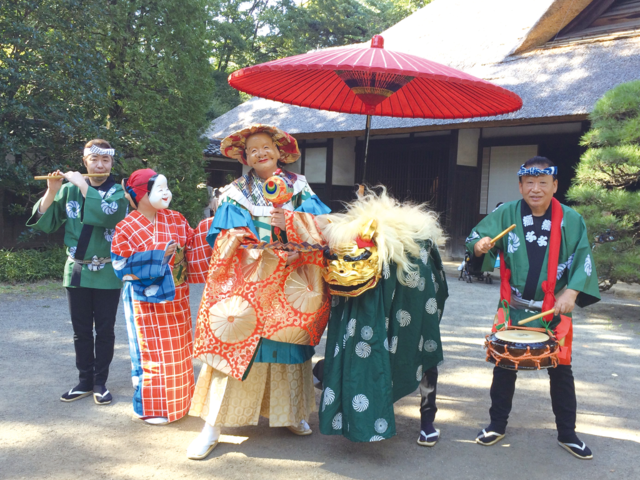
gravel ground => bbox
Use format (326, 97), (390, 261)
(1, 271), (639, 480)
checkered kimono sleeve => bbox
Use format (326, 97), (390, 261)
(187, 217), (213, 284)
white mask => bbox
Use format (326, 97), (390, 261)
(148, 174), (172, 210)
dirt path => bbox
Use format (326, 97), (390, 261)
(1, 274), (638, 480)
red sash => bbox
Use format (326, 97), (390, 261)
(498, 198), (572, 364)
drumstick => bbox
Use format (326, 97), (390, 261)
(518, 309), (555, 325)
(34, 173), (110, 180)
(491, 224), (516, 244)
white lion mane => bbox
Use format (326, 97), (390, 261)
(317, 187), (445, 286)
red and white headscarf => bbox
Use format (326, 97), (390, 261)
(124, 168), (157, 204)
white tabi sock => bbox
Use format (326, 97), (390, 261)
(187, 423), (221, 457)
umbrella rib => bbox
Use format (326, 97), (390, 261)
(400, 81), (434, 118)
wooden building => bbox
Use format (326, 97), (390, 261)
(205, 0), (640, 258)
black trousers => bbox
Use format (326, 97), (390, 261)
(489, 364), (577, 438)
(419, 366), (438, 423)
(66, 287), (121, 387)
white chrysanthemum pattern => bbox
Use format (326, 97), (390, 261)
(101, 200), (118, 215)
(424, 339), (438, 352)
(361, 326), (373, 341)
(396, 309), (411, 327)
(334, 344), (339, 357)
(384, 336), (398, 353)
(66, 201), (81, 219)
(347, 318), (357, 337)
(418, 336), (424, 352)
(370, 436), (385, 442)
(425, 298), (437, 314)
(507, 232), (520, 253)
(374, 418), (388, 434)
(465, 231), (480, 243)
(352, 394), (369, 412)
(355, 342), (371, 358)
(406, 271), (420, 288)
(323, 388), (335, 406)
(416, 365), (423, 381)
(332, 413), (342, 430)
(584, 255), (592, 276)
(418, 277), (426, 291)
(104, 228), (115, 242)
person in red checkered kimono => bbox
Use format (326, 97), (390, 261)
(110, 168), (212, 424)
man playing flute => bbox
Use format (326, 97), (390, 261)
(27, 139), (129, 405)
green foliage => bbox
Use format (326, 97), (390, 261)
(567, 80), (640, 289)
(1, 0), (426, 227)
(0, 0), (109, 203)
(0, 246), (66, 283)
(101, 0), (214, 224)
(1, 0), (215, 227)
(205, 0), (431, 120)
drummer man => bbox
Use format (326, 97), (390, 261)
(465, 157), (600, 459)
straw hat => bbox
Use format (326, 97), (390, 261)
(220, 124), (301, 165)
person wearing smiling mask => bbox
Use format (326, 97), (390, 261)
(27, 139), (129, 406)
(110, 169), (213, 425)
(186, 124), (331, 460)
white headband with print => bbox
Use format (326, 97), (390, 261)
(83, 145), (115, 157)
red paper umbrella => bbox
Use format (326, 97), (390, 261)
(229, 35), (522, 181)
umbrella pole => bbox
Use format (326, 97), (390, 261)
(361, 114), (372, 184)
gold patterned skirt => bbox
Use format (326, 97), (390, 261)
(189, 360), (316, 427)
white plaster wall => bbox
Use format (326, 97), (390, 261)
(304, 147), (327, 183)
(332, 137), (356, 186)
(486, 145), (538, 211)
(456, 128), (480, 166)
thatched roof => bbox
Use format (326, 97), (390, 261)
(206, 0), (640, 139)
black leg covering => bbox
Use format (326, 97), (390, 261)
(66, 287), (120, 387)
(489, 366), (517, 434)
(419, 366), (438, 424)
(548, 364), (577, 441)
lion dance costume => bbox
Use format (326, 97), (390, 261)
(317, 189), (448, 443)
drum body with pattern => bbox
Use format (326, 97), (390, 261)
(485, 329), (559, 370)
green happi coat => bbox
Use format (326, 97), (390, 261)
(319, 241), (448, 442)
(27, 178), (129, 289)
(465, 199), (600, 333)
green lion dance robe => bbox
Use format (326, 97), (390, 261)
(319, 241), (447, 442)
(465, 199), (600, 364)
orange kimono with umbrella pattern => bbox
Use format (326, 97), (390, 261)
(190, 172), (330, 428)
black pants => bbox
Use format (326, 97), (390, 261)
(489, 365), (577, 438)
(419, 366), (438, 423)
(66, 287), (121, 387)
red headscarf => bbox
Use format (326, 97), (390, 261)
(125, 168), (157, 204)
